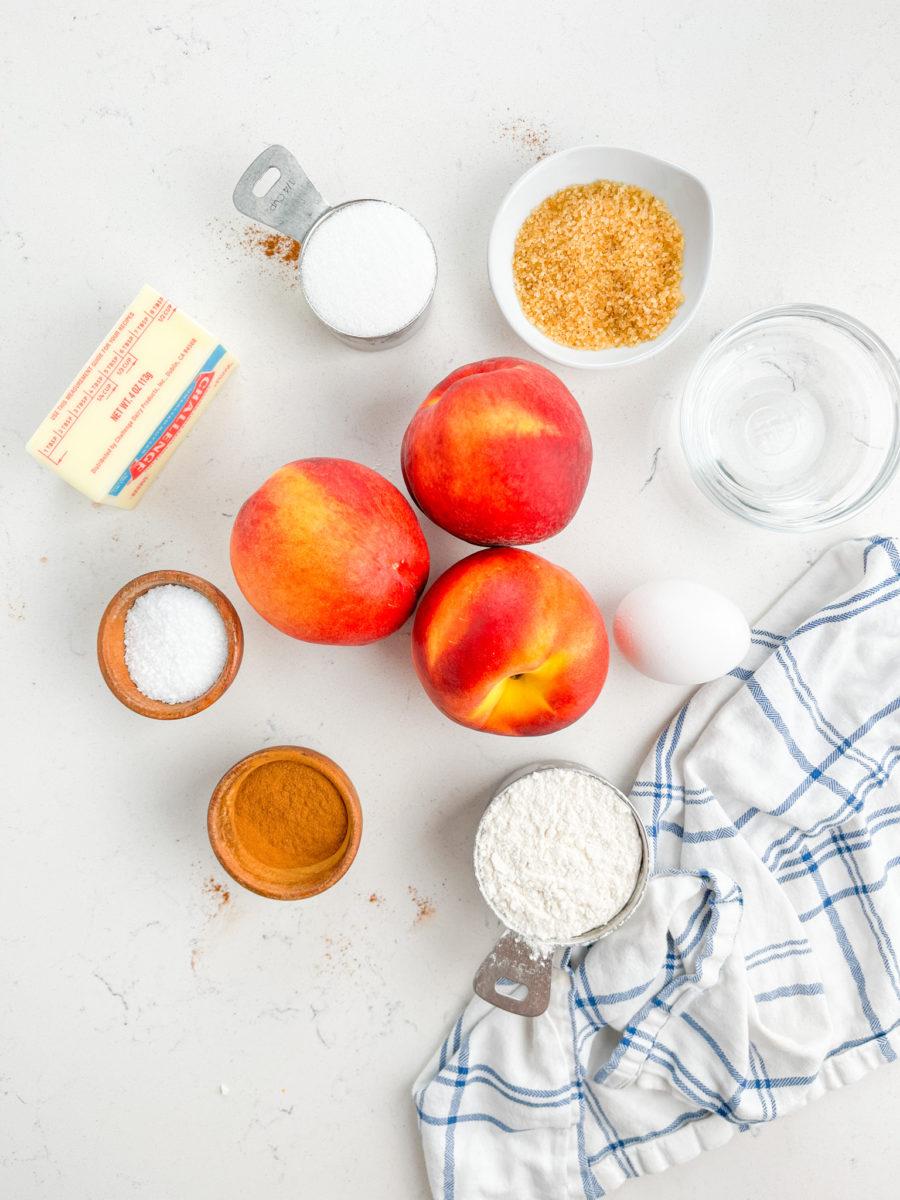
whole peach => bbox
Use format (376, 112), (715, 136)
(401, 357), (592, 546)
(411, 547), (608, 735)
(230, 458), (429, 645)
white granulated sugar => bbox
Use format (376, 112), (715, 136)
(124, 584), (228, 704)
(474, 768), (643, 945)
(301, 200), (437, 337)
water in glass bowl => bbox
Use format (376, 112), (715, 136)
(682, 306), (900, 530)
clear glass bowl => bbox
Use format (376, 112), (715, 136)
(681, 304), (900, 531)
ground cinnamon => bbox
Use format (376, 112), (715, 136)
(207, 218), (301, 285)
(232, 760), (348, 869)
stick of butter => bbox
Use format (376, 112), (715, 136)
(26, 285), (238, 508)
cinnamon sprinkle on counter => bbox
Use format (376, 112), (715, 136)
(254, 229), (301, 263)
(203, 876), (231, 909)
(207, 218), (301, 283)
(498, 115), (553, 161)
(409, 886), (435, 925)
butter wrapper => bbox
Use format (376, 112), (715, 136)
(27, 285), (238, 508)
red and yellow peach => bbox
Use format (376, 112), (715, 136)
(230, 458), (430, 645)
(411, 547), (608, 735)
(401, 357), (592, 546)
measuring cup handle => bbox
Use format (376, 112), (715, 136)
(232, 145), (330, 243)
(473, 929), (554, 1018)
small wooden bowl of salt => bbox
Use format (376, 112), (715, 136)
(97, 570), (243, 719)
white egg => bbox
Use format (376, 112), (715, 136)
(613, 579), (751, 685)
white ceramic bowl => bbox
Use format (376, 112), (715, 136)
(488, 145), (713, 369)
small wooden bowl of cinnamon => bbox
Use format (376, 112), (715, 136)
(207, 745), (362, 900)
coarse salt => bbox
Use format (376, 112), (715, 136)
(124, 584), (228, 704)
(474, 767), (643, 945)
(300, 200), (437, 338)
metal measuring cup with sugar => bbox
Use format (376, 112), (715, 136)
(233, 145), (438, 349)
(473, 761), (650, 1018)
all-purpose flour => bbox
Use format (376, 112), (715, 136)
(474, 767), (643, 944)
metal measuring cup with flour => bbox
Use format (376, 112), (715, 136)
(473, 762), (650, 1018)
(233, 145), (438, 349)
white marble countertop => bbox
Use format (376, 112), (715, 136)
(3, 2), (900, 1196)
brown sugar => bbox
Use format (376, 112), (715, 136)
(512, 180), (684, 349)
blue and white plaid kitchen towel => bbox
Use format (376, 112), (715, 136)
(414, 536), (900, 1198)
